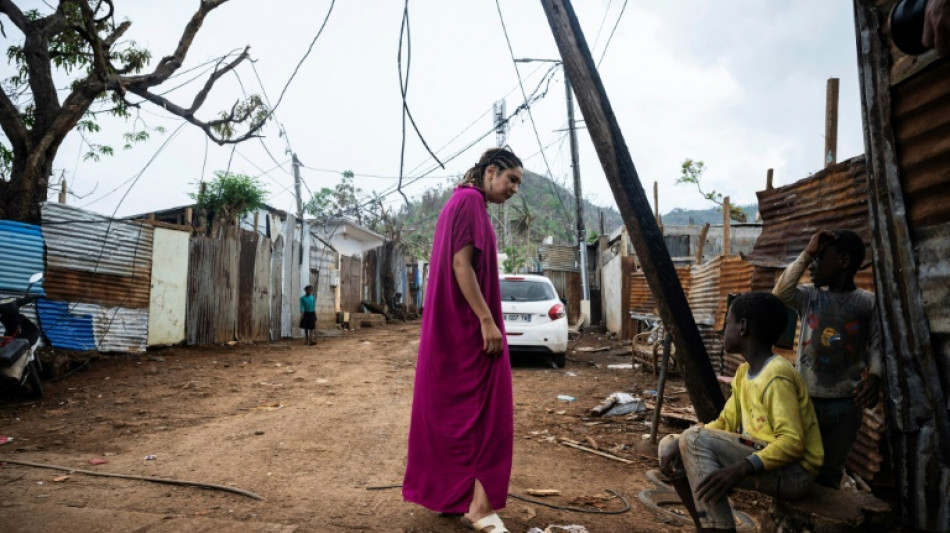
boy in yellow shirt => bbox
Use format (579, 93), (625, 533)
(660, 292), (823, 531)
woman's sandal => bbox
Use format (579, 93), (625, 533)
(461, 512), (509, 533)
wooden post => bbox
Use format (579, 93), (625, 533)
(185, 207), (194, 227)
(722, 196), (731, 256)
(766, 168), (774, 190)
(825, 78), (839, 167)
(695, 223), (710, 264)
(58, 179), (67, 204)
(253, 211), (260, 233)
(540, 0), (724, 421)
(653, 181), (659, 225)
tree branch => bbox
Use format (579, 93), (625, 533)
(124, 85), (263, 145)
(0, 0), (29, 32)
(122, 0), (231, 88)
(187, 46), (250, 113)
(0, 87), (29, 153)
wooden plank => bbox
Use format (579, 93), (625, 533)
(540, 0), (724, 421)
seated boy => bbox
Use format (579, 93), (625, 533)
(772, 229), (882, 487)
(659, 292), (824, 532)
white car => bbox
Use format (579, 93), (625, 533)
(500, 274), (569, 367)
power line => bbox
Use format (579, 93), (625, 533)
(269, 0), (336, 116)
(597, 0), (629, 68)
(494, 0), (574, 230)
(590, 0), (614, 53)
(396, 0), (444, 209)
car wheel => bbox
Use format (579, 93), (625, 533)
(553, 352), (566, 368)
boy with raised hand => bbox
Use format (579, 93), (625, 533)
(772, 229), (882, 488)
(659, 292), (823, 532)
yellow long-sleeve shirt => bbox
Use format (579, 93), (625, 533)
(706, 356), (824, 475)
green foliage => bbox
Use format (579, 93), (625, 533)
(502, 245), (526, 274)
(675, 158), (748, 222)
(304, 171), (367, 222)
(189, 171), (268, 232)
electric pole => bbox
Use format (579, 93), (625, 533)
(494, 100), (510, 249)
(566, 73), (590, 326)
(292, 153), (304, 222)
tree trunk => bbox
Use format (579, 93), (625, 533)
(1, 151), (52, 223)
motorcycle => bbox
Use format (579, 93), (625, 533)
(0, 273), (44, 397)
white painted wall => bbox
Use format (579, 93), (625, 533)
(604, 254), (623, 335)
(147, 227), (189, 345)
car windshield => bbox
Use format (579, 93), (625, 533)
(500, 280), (556, 302)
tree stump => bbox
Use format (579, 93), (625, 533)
(760, 485), (893, 532)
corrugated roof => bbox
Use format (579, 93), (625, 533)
(41, 203), (153, 309)
(0, 220), (45, 295)
(748, 156), (870, 266)
(539, 245), (578, 272)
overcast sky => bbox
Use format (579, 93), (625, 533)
(9, 1), (865, 223)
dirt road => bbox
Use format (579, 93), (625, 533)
(0, 323), (766, 532)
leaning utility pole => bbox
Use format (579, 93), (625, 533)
(565, 74), (590, 325)
(540, 0), (724, 421)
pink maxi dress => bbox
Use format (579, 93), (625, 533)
(402, 186), (514, 513)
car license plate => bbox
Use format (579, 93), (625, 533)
(504, 313), (531, 323)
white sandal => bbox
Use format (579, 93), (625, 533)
(464, 512), (509, 533)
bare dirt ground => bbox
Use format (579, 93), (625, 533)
(0, 323), (768, 532)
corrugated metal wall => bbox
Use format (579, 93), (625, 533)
(542, 270), (581, 325)
(539, 245), (578, 271)
(0, 220), (45, 295)
(38, 204), (153, 353)
(42, 204), (153, 309)
(187, 234), (239, 345)
(236, 232), (271, 342)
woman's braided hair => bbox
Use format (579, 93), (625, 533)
(460, 147), (523, 189)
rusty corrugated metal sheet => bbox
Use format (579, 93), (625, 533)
(748, 156), (870, 267)
(187, 234), (239, 345)
(41, 203), (153, 309)
(628, 267), (691, 318)
(687, 256), (753, 376)
(539, 245), (578, 272)
(892, 54), (950, 229)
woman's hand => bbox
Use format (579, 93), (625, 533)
(481, 317), (503, 357)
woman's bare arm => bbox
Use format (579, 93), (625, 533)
(453, 244), (503, 356)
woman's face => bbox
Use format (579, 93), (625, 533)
(482, 165), (523, 204)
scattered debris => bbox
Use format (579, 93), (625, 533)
(559, 439), (634, 465)
(606, 363), (634, 370)
(526, 489), (561, 497)
(527, 525), (590, 533)
(144, 455), (157, 461)
(575, 347), (609, 353)
(0, 436), (12, 445)
(589, 392), (645, 417)
(557, 395), (576, 402)
(53, 475), (70, 482)
(87, 458), (108, 466)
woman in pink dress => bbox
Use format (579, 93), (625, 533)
(403, 147), (523, 533)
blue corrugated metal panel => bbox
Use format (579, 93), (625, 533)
(0, 220), (45, 295)
(36, 299), (96, 351)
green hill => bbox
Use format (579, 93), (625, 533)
(391, 170), (623, 263)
